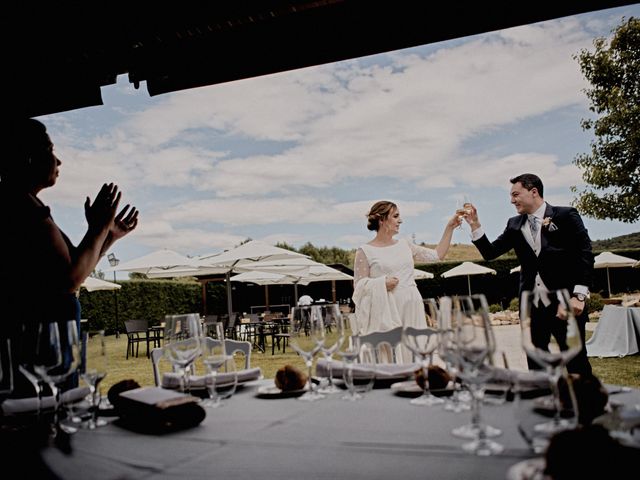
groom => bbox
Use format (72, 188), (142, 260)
(466, 173), (593, 376)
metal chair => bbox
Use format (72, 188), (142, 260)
(271, 316), (290, 355)
(124, 319), (152, 359)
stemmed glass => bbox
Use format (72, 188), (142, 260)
(455, 195), (473, 228)
(80, 330), (108, 429)
(402, 299), (442, 406)
(202, 354), (237, 408)
(338, 336), (374, 401)
(451, 295), (504, 456)
(163, 314), (202, 394)
(520, 289), (582, 434)
(0, 337), (13, 407)
(289, 305), (325, 401)
(317, 304), (346, 395)
(437, 296), (471, 413)
(30, 320), (81, 437)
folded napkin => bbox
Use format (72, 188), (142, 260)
(162, 367), (262, 390)
(316, 358), (419, 379)
(487, 367), (550, 389)
(1, 386), (90, 415)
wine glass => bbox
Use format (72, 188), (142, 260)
(338, 336), (374, 401)
(437, 296), (471, 413)
(30, 320), (81, 437)
(401, 299), (443, 406)
(289, 305), (325, 401)
(317, 304), (346, 395)
(163, 314), (202, 394)
(455, 195), (473, 228)
(520, 289), (582, 434)
(452, 295), (504, 456)
(80, 330), (108, 429)
(0, 337), (13, 407)
(202, 354), (237, 408)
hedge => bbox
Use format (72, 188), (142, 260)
(79, 279), (202, 335)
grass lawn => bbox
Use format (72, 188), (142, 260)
(95, 328), (640, 393)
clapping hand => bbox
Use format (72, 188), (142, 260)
(84, 183), (121, 233)
(111, 204), (139, 240)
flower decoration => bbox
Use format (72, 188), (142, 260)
(542, 217), (558, 232)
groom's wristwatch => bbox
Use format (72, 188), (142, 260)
(572, 293), (587, 302)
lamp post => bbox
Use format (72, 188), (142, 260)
(107, 253), (120, 338)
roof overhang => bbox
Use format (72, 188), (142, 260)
(3, 1), (637, 117)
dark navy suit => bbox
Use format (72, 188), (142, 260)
(473, 203), (594, 376)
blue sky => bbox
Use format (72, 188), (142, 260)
(37, 5), (640, 278)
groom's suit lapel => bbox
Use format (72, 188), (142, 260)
(540, 203), (555, 252)
(515, 213), (534, 250)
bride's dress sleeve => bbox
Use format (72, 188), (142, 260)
(408, 238), (440, 262)
(353, 248), (370, 286)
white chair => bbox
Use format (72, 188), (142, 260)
(151, 337), (252, 387)
(355, 326), (406, 364)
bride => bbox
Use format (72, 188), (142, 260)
(353, 200), (460, 339)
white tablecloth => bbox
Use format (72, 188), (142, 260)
(586, 305), (640, 357)
(36, 380), (640, 479)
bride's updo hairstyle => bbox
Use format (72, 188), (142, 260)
(366, 201), (397, 231)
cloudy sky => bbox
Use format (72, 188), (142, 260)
(38, 4), (640, 277)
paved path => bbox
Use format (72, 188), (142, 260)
(492, 322), (599, 372)
(493, 324), (528, 371)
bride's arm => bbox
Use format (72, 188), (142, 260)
(410, 214), (460, 261)
(353, 248), (370, 286)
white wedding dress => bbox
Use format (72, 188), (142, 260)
(353, 237), (439, 334)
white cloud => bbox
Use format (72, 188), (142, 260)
(38, 7), (640, 258)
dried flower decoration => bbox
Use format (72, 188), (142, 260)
(542, 217), (558, 232)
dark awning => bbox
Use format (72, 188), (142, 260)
(2, 1), (636, 117)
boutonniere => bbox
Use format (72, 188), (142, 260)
(542, 217), (558, 232)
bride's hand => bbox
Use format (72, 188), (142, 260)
(447, 214), (463, 229)
(385, 276), (399, 291)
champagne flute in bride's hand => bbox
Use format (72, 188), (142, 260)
(80, 330), (108, 429)
(455, 195), (473, 228)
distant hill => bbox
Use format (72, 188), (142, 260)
(592, 232), (640, 251)
(422, 231), (640, 262)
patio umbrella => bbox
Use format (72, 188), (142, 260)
(237, 260), (353, 303)
(593, 251), (638, 296)
(414, 269), (434, 280)
(81, 276), (121, 292)
(106, 249), (201, 275)
(148, 240), (310, 319)
(441, 261), (496, 295)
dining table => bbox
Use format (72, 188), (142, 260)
(38, 378), (640, 480)
(586, 305), (640, 357)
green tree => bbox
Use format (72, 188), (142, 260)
(571, 17), (640, 223)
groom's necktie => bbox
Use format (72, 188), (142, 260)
(528, 215), (539, 237)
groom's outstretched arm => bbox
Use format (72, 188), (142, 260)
(466, 205), (515, 260)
